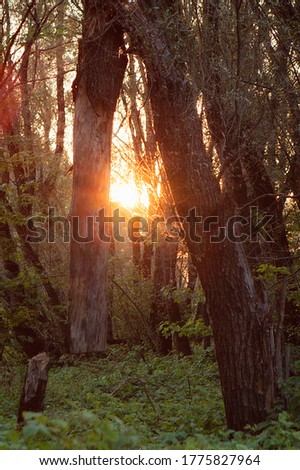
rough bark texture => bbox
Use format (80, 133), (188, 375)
(127, 0), (275, 429)
(68, 0), (127, 353)
(18, 352), (50, 423)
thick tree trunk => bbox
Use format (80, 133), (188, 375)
(128, 0), (276, 429)
(151, 86), (274, 430)
(68, 0), (127, 353)
(200, 0), (291, 386)
(69, 79), (111, 353)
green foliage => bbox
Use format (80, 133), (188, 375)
(0, 412), (140, 450)
(184, 412), (300, 450)
(161, 286), (205, 307)
(1, 346), (300, 450)
(0, 346), (224, 449)
(255, 263), (291, 283)
(159, 286), (209, 339)
(254, 262), (300, 344)
(159, 318), (211, 339)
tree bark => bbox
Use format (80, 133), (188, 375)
(18, 352), (50, 424)
(127, 0), (275, 429)
(68, 0), (127, 353)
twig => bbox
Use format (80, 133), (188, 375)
(187, 376), (192, 401)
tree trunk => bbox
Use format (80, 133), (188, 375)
(130, 216), (142, 270)
(151, 239), (192, 356)
(142, 241), (153, 277)
(123, 56), (157, 278)
(55, 0), (66, 157)
(127, 0), (275, 429)
(18, 352), (50, 424)
(68, 0), (127, 353)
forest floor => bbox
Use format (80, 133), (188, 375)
(0, 345), (300, 449)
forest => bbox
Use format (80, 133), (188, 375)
(0, 0), (300, 450)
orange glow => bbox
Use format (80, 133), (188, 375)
(0, 63), (20, 133)
(110, 179), (149, 210)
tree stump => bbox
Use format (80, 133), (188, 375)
(17, 352), (50, 424)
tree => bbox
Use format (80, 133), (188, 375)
(122, 0), (278, 429)
(1, 0), (297, 433)
(68, 0), (127, 353)
(0, 0), (68, 356)
(122, 57), (192, 355)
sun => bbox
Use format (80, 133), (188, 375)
(110, 180), (149, 210)
(110, 181), (138, 208)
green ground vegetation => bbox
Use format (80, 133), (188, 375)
(0, 346), (300, 450)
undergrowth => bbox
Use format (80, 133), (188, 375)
(0, 346), (299, 449)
